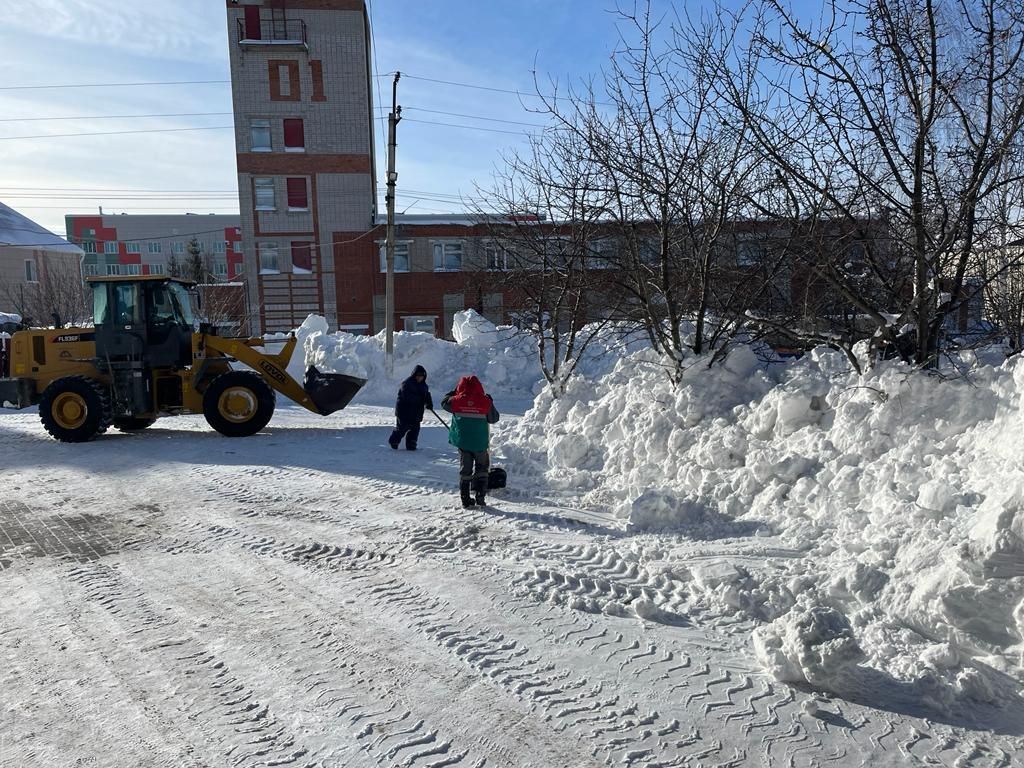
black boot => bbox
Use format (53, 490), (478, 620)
(460, 480), (475, 508)
(474, 478), (487, 507)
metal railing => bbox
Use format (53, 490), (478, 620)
(237, 18), (307, 47)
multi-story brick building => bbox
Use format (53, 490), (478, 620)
(225, 1), (515, 338)
(226, 0), (377, 334)
(64, 213), (243, 281)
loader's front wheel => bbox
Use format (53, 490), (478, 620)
(202, 371), (275, 437)
(39, 376), (111, 443)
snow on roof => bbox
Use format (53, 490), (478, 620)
(0, 201), (83, 253)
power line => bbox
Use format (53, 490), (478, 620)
(0, 80), (231, 91)
(375, 116), (532, 136)
(396, 72), (616, 107)
(0, 126), (234, 141)
(399, 106), (546, 128)
(0, 112), (233, 123)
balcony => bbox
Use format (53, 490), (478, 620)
(237, 18), (308, 50)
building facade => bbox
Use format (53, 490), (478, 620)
(226, 0), (377, 334)
(64, 213), (243, 281)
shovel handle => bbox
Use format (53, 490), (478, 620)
(430, 409), (450, 429)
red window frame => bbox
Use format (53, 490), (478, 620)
(286, 177), (308, 210)
(291, 241), (312, 271)
(283, 118), (304, 150)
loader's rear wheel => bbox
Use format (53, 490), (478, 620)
(39, 376), (111, 443)
(113, 417), (156, 432)
(202, 371), (275, 437)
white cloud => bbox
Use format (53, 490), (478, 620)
(2, 0), (226, 61)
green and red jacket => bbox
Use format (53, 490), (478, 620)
(441, 375), (499, 452)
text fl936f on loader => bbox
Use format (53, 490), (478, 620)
(0, 275), (365, 442)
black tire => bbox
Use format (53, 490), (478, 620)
(113, 417), (156, 432)
(202, 371), (275, 437)
(38, 376), (112, 443)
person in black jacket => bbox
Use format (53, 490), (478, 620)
(389, 365), (433, 450)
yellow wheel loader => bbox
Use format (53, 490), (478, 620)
(0, 275), (365, 442)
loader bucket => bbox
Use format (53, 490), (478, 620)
(303, 365), (366, 415)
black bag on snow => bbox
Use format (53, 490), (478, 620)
(487, 467), (507, 490)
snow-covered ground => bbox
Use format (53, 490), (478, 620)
(1, 314), (1022, 766)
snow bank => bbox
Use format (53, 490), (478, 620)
(272, 310), (542, 404)
(496, 343), (1024, 713)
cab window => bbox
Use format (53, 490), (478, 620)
(112, 284), (141, 326)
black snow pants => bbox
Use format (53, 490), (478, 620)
(389, 418), (421, 449)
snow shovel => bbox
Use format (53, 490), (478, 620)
(429, 408), (450, 429)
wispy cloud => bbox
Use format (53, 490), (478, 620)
(2, 0), (226, 62)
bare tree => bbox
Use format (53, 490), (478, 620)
(744, 0), (1024, 367)
(509, 1), (787, 380)
(474, 114), (625, 394)
(0, 257), (89, 327)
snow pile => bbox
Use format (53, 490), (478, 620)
(275, 311), (542, 404)
(496, 343), (1024, 713)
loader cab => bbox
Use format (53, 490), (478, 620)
(90, 276), (196, 369)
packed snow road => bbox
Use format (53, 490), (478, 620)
(0, 404), (1020, 767)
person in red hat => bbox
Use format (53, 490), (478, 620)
(441, 375), (500, 507)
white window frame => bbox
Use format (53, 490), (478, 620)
(432, 241), (463, 272)
(172, 242), (184, 254)
(250, 119), (272, 152)
(83, 241), (97, 254)
(258, 241), (280, 274)
(24, 259), (38, 283)
(403, 315), (437, 334)
(124, 263), (142, 276)
(214, 240), (226, 254)
(213, 261), (228, 277)
(147, 262), (165, 275)
(104, 241), (118, 255)
(83, 264), (100, 276)
(106, 264), (122, 276)
(484, 242), (508, 271)
(254, 177), (275, 211)
(378, 241), (411, 273)
(126, 242), (141, 255)
(148, 241), (162, 254)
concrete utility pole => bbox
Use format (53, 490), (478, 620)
(384, 71), (402, 378)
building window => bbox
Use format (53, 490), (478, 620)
(286, 177), (308, 210)
(24, 259), (38, 283)
(124, 263), (142, 275)
(106, 264), (122, 276)
(82, 241), (97, 254)
(291, 241), (312, 273)
(258, 242), (280, 273)
(251, 119), (272, 152)
(283, 118), (305, 151)
(485, 243), (508, 271)
(379, 242), (410, 273)
(255, 177), (275, 210)
(83, 264), (100, 276)
(213, 261), (228, 277)
(147, 263), (165, 275)
(148, 241), (162, 254)
(433, 242), (462, 272)
(736, 238), (762, 267)
(214, 240), (226, 254)
(172, 241), (184, 254)
(126, 242), (141, 255)
(104, 241), (118, 255)
(403, 316), (436, 334)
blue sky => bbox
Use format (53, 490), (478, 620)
(0, 0), (635, 236)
